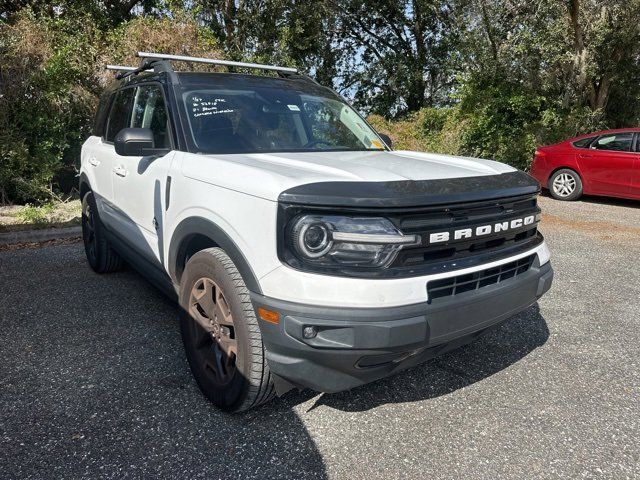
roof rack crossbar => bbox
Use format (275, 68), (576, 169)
(106, 65), (137, 71)
(137, 52), (298, 74)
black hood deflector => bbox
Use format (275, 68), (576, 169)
(278, 171), (540, 208)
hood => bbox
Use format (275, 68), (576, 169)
(181, 150), (522, 204)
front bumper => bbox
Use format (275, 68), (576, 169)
(251, 260), (553, 394)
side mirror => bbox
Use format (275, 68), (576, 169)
(114, 128), (169, 156)
(378, 133), (393, 149)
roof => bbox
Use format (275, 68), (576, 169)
(568, 127), (640, 142)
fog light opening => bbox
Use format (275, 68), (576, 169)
(302, 326), (318, 339)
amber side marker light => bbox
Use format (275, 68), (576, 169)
(258, 307), (280, 324)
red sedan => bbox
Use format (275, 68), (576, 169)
(529, 128), (640, 201)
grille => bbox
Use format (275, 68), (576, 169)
(391, 194), (540, 269)
(427, 254), (535, 301)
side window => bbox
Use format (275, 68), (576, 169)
(131, 85), (170, 148)
(592, 133), (633, 152)
(105, 89), (134, 142)
(572, 136), (596, 149)
(93, 92), (112, 137)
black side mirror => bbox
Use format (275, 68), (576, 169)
(114, 128), (169, 156)
(378, 133), (393, 149)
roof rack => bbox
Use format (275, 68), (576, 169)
(106, 65), (137, 72)
(137, 52), (298, 74)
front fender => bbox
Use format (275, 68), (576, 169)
(168, 216), (262, 294)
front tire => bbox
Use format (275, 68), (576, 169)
(549, 168), (583, 201)
(82, 191), (123, 273)
(179, 248), (275, 412)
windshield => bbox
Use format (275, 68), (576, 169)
(181, 86), (386, 154)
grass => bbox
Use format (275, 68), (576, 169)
(0, 200), (82, 231)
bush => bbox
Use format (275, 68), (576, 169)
(101, 14), (220, 81)
(0, 10), (99, 204)
(370, 73), (612, 171)
(368, 108), (464, 155)
(0, 9), (221, 205)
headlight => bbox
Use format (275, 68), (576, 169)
(288, 215), (420, 268)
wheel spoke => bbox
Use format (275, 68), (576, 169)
(215, 289), (234, 325)
(213, 345), (225, 377)
(191, 279), (216, 318)
(218, 334), (237, 358)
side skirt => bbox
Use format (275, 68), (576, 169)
(102, 226), (179, 303)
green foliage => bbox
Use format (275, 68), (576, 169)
(371, 73), (611, 170)
(368, 107), (464, 155)
(0, 9), (99, 204)
(103, 14), (220, 69)
(17, 203), (55, 224)
(455, 74), (541, 169)
(0, 8), (220, 205)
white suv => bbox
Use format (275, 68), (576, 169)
(80, 53), (553, 411)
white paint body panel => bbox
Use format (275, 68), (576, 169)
(81, 139), (549, 309)
(259, 242), (550, 307)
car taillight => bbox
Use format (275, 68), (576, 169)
(534, 150), (547, 167)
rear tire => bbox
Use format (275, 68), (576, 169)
(548, 168), (583, 201)
(179, 248), (275, 412)
(82, 191), (123, 273)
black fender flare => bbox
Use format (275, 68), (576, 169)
(168, 217), (262, 294)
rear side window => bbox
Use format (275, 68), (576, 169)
(572, 136), (596, 149)
(592, 133), (633, 152)
(93, 92), (113, 137)
(105, 88), (135, 142)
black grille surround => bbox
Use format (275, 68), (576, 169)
(277, 191), (543, 279)
(389, 193), (541, 270)
(427, 254), (536, 302)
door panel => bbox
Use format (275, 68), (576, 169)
(89, 140), (119, 227)
(632, 156), (640, 197)
(112, 152), (175, 264)
(577, 133), (635, 196)
(112, 84), (174, 266)
(91, 89), (135, 227)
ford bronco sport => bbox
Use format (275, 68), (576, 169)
(80, 52), (553, 412)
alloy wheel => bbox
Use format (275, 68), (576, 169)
(82, 201), (97, 263)
(552, 173), (576, 198)
(188, 277), (237, 385)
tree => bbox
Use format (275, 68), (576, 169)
(463, 0), (640, 123)
(0, 1), (164, 26)
(191, 0), (338, 85)
(329, 0), (469, 116)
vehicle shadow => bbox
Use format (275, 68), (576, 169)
(289, 304), (549, 413)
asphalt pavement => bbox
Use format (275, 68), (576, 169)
(1, 193), (639, 479)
